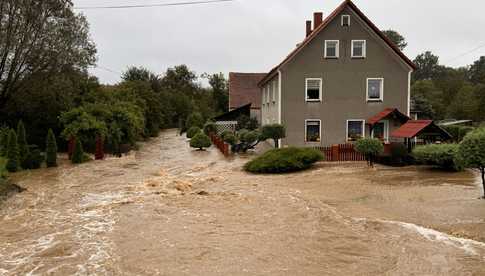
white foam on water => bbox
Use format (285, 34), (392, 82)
(355, 218), (485, 256)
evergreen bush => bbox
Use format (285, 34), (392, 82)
(17, 120), (29, 167)
(260, 124), (286, 148)
(6, 130), (20, 172)
(457, 128), (485, 198)
(23, 145), (44, 170)
(72, 138), (85, 164)
(45, 129), (58, 167)
(0, 128), (9, 157)
(244, 147), (323, 174)
(185, 113), (204, 130)
(203, 122), (217, 135)
(190, 133), (211, 150)
(186, 126), (201, 139)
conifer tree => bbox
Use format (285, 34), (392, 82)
(0, 130), (9, 157)
(72, 138), (85, 164)
(6, 130), (19, 172)
(17, 120), (29, 166)
(46, 129), (58, 167)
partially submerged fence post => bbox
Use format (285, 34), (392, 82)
(95, 135), (105, 160)
(68, 136), (76, 160)
(331, 144), (339, 162)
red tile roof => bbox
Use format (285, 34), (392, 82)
(391, 120), (434, 138)
(259, 0), (416, 87)
(367, 108), (410, 125)
(229, 72), (266, 109)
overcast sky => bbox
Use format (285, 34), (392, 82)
(72, 0), (485, 84)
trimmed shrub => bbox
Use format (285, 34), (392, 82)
(222, 132), (237, 145)
(23, 145), (43, 170)
(220, 130), (234, 140)
(190, 133), (211, 150)
(244, 147), (324, 174)
(17, 120), (29, 167)
(45, 129), (58, 167)
(260, 124), (286, 148)
(6, 130), (20, 172)
(72, 139), (85, 164)
(236, 115), (259, 131)
(0, 127), (9, 157)
(442, 125), (474, 143)
(185, 113), (204, 130)
(186, 126), (201, 139)
(240, 130), (259, 145)
(355, 138), (384, 167)
(203, 122), (217, 135)
(457, 128), (485, 198)
(412, 144), (463, 171)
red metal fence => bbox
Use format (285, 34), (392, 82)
(209, 133), (230, 156)
(315, 143), (365, 162)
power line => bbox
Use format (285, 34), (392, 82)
(93, 65), (122, 75)
(444, 42), (485, 64)
(74, 0), (235, 10)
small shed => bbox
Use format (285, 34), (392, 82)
(391, 120), (452, 151)
(212, 103), (252, 134)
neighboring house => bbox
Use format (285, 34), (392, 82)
(258, 0), (418, 147)
(228, 72), (266, 122)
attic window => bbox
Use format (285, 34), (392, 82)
(341, 15), (350, 26)
(324, 40), (339, 58)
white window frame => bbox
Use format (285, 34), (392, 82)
(272, 80), (277, 103)
(305, 119), (322, 143)
(341, 15), (350, 26)
(266, 86), (270, 104)
(366, 78), (384, 102)
(346, 119), (365, 142)
(371, 120), (389, 143)
(351, 40), (366, 58)
(324, 40), (339, 59)
(305, 78), (323, 102)
(262, 87), (266, 106)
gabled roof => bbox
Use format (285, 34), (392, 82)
(259, 0), (416, 87)
(367, 108), (410, 125)
(214, 103), (251, 122)
(391, 120), (451, 139)
(229, 72), (266, 109)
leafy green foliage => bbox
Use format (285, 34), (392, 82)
(6, 130), (19, 172)
(239, 130), (259, 145)
(412, 144), (463, 171)
(23, 146), (43, 170)
(0, 157), (7, 179)
(355, 138), (384, 167)
(382, 30), (407, 50)
(236, 115), (259, 131)
(222, 132), (237, 145)
(187, 127), (202, 139)
(72, 139), (86, 164)
(457, 128), (485, 198)
(260, 124), (286, 148)
(16, 120), (29, 167)
(203, 122), (217, 135)
(0, 128), (9, 157)
(185, 113), (204, 130)
(244, 147), (324, 174)
(442, 125), (474, 143)
(45, 129), (58, 167)
(190, 133), (211, 150)
(205, 73), (229, 114)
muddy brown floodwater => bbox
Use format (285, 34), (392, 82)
(1, 129), (485, 275)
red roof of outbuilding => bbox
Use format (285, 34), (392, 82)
(229, 72), (266, 110)
(391, 120), (433, 138)
(367, 108), (399, 125)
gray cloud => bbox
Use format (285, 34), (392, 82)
(73, 0), (485, 84)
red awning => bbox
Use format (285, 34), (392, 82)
(367, 108), (410, 125)
(391, 120), (434, 138)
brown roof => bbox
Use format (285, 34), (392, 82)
(229, 72), (266, 109)
(367, 108), (410, 125)
(259, 0), (416, 87)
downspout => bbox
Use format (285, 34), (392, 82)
(278, 70), (282, 148)
(407, 70), (412, 117)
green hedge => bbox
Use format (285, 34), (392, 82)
(186, 126), (201, 139)
(412, 144), (463, 171)
(244, 147), (324, 174)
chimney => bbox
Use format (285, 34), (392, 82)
(306, 20), (312, 37)
(313, 12), (323, 29)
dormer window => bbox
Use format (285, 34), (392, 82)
(352, 40), (366, 58)
(324, 40), (339, 59)
(341, 15), (350, 26)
